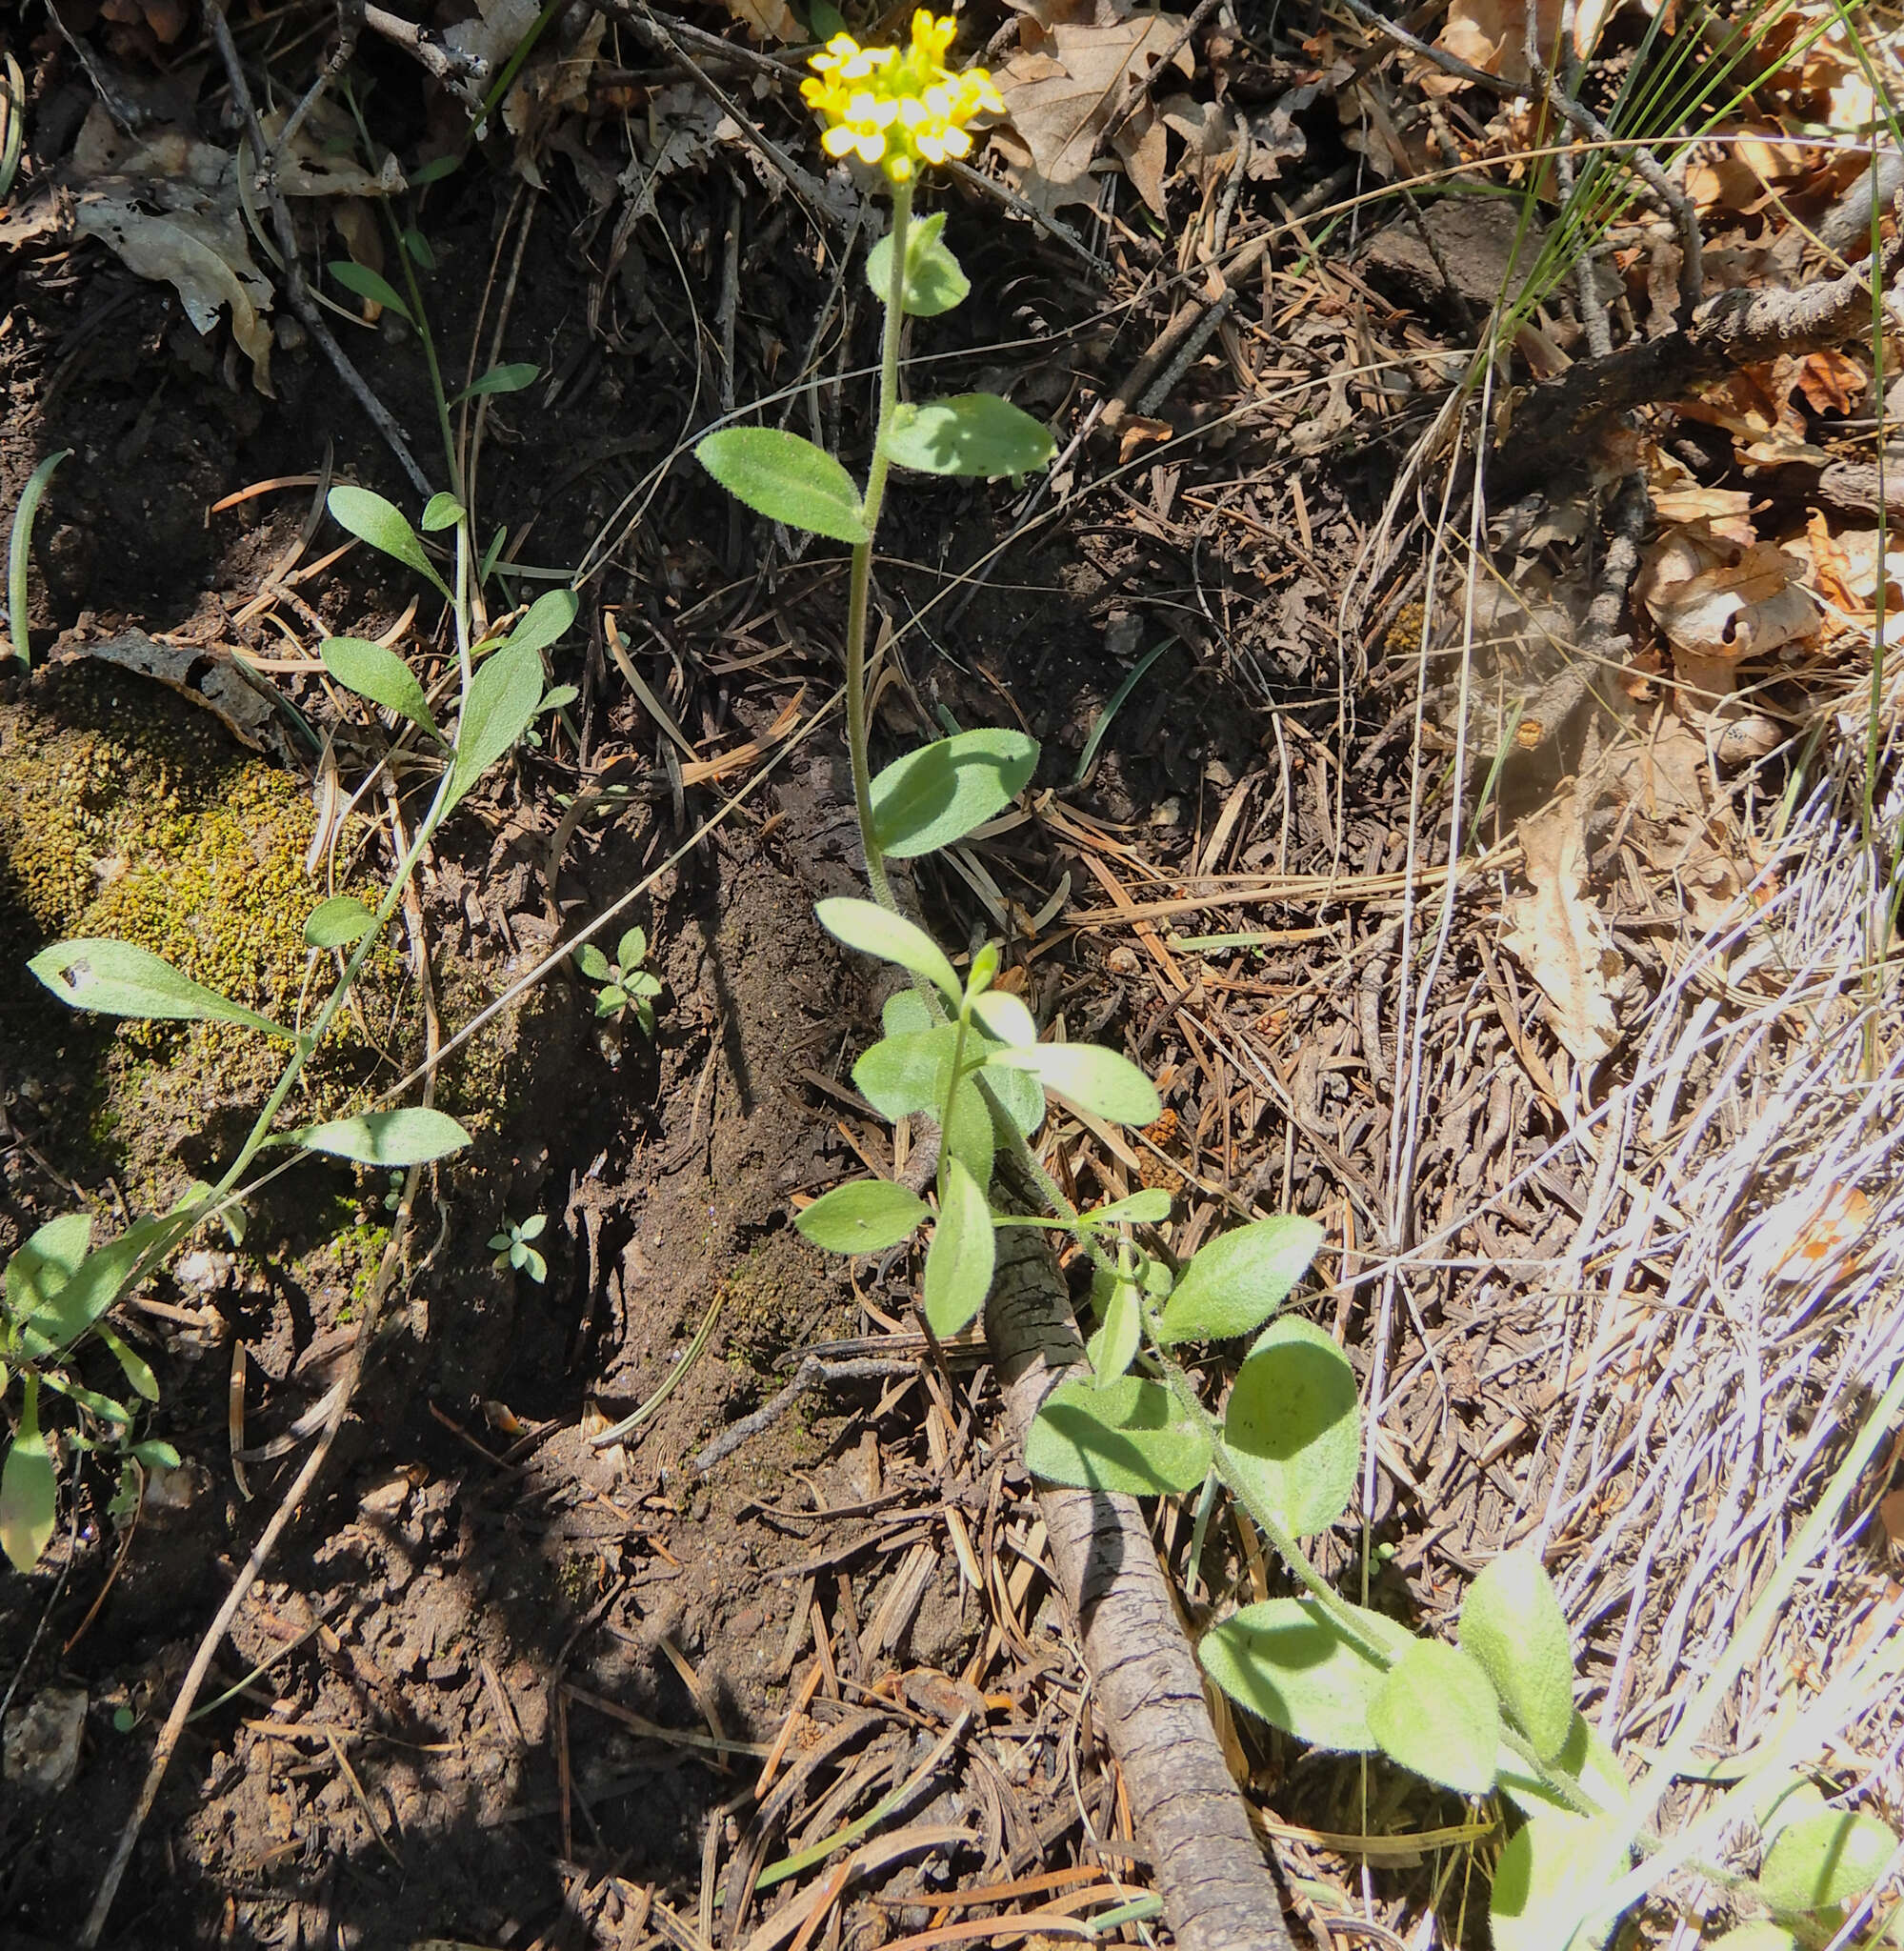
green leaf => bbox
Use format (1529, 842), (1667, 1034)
(400, 227), (436, 271)
(1158, 1215), (1324, 1346)
(577, 943), (611, 981)
(1198, 1598), (1411, 1750)
(866, 211), (970, 316)
(1079, 1190), (1173, 1228)
(1093, 1257), (1142, 1386)
(7, 1214), (93, 1321)
(815, 898), (960, 1003)
(942, 1071), (997, 1197)
(1220, 1317), (1359, 1537)
(96, 1322), (158, 1402)
(795, 1179), (930, 1256)
(883, 989), (932, 1036)
(980, 1061), (1045, 1137)
(1496, 1711), (1630, 1821)
(291, 1107), (472, 1166)
(923, 1157), (994, 1336)
(452, 361), (539, 405)
(1367, 1640), (1500, 1797)
(328, 484), (448, 594)
(885, 395), (1055, 479)
(328, 259), (413, 323)
(1704, 1930), (1798, 1951)
(304, 895), (377, 951)
(411, 152), (461, 188)
(983, 1042), (1160, 1125)
(870, 729), (1039, 859)
(1757, 1810), (1897, 1913)
(0, 1376), (55, 1573)
(320, 635), (442, 739)
(971, 990), (1036, 1048)
(421, 491), (463, 532)
(495, 586), (578, 659)
(1459, 1548), (1575, 1763)
(695, 429), (870, 545)
(30, 939), (294, 1039)
(1025, 1376), (1210, 1495)
(446, 635), (545, 811)
(617, 927), (648, 968)
(1490, 1815), (1627, 1951)
(855, 1029), (957, 1118)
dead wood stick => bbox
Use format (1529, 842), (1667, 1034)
(984, 1212), (1296, 1951)
(1493, 215), (1904, 502)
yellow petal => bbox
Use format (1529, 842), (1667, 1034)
(822, 125), (858, 157)
(852, 128), (887, 163)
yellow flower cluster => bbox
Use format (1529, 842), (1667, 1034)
(801, 10), (1004, 185)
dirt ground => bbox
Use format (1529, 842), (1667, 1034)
(4, 4), (1902, 1949)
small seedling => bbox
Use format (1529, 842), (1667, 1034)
(489, 1213), (547, 1282)
(576, 928), (662, 1036)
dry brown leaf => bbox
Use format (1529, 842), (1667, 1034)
(1503, 792), (1622, 1065)
(1793, 349), (1866, 415)
(1758, 1181), (1874, 1290)
(1644, 445), (1755, 542)
(1633, 519), (1821, 658)
(992, 10), (1192, 216)
(1432, 0), (1622, 85)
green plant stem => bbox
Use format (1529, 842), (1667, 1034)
(7, 449), (70, 671)
(940, 998), (973, 1204)
(845, 180), (913, 910)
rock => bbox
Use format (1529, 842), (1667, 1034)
(4, 1687), (89, 1794)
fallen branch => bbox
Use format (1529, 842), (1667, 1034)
(984, 1209), (1295, 1951)
(1493, 216), (1904, 502)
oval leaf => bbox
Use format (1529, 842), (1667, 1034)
(1158, 1214), (1324, 1346)
(1024, 1376), (1210, 1495)
(294, 1107), (471, 1165)
(447, 636), (544, 812)
(866, 211), (970, 316)
(328, 484), (446, 593)
(696, 429), (870, 544)
(1367, 1640), (1500, 1797)
(1199, 1598), (1412, 1751)
(1491, 1814), (1628, 1951)
(1092, 1259), (1142, 1386)
(885, 395), (1056, 478)
(815, 898), (961, 1003)
(1757, 1810), (1897, 1913)
(853, 1026), (956, 1119)
(320, 635), (440, 739)
(971, 989), (1037, 1049)
(16, 1218), (171, 1359)
(1497, 1711), (1631, 1822)
(456, 360), (539, 402)
(1221, 1317), (1359, 1537)
(1459, 1548), (1575, 1764)
(497, 586), (578, 659)
(1079, 1189), (1173, 1228)
(30, 939), (293, 1039)
(0, 1382), (55, 1573)
(796, 1179), (929, 1256)
(983, 1043), (1159, 1125)
(922, 1157), (994, 1337)
(305, 895), (377, 950)
(870, 729), (1039, 859)
(422, 491), (464, 532)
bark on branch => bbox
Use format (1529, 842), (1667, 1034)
(1493, 219), (1904, 503)
(985, 1217), (1293, 1951)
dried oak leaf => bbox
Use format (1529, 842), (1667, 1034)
(992, 7), (1193, 216)
(1428, 0), (1622, 88)
(1633, 519), (1821, 659)
(1503, 791), (1622, 1065)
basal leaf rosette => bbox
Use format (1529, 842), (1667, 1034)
(802, 10), (1004, 185)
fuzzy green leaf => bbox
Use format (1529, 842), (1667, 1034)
(304, 895), (377, 950)
(291, 1107), (472, 1166)
(1460, 1548), (1576, 1764)
(886, 395), (1055, 479)
(1199, 1598), (1412, 1751)
(866, 211), (970, 316)
(696, 429), (870, 544)
(446, 635), (544, 812)
(796, 1179), (930, 1256)
(1079, 1190), (1173, 1228)
(971, 989), (1037, 1049)
(327, 484), (446, 593)
(1367, 1640), (1500, 1797)
(1025, 1376), (1210, 1495)
(320, 636), (441, 739)
(922, 1157), (994, 1336)
(0, 1378), (55, 1573)
(870, 729), (1039, 859)
(1757, 1810), (1897, 1914)
(1092, 1259), (1142, 1386)
(982, 1043), (1159, 1125)
(816, 899), (961, 1003)
(1490, 1814), (1627, 1951)
(30, 939), (293, 1039)
(495, 587), (578, 660)
(1221, 1317), (1359, 1538)
(1158, 1214), (1324, 1345)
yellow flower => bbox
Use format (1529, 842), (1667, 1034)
(801, 10), (1005, 186)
